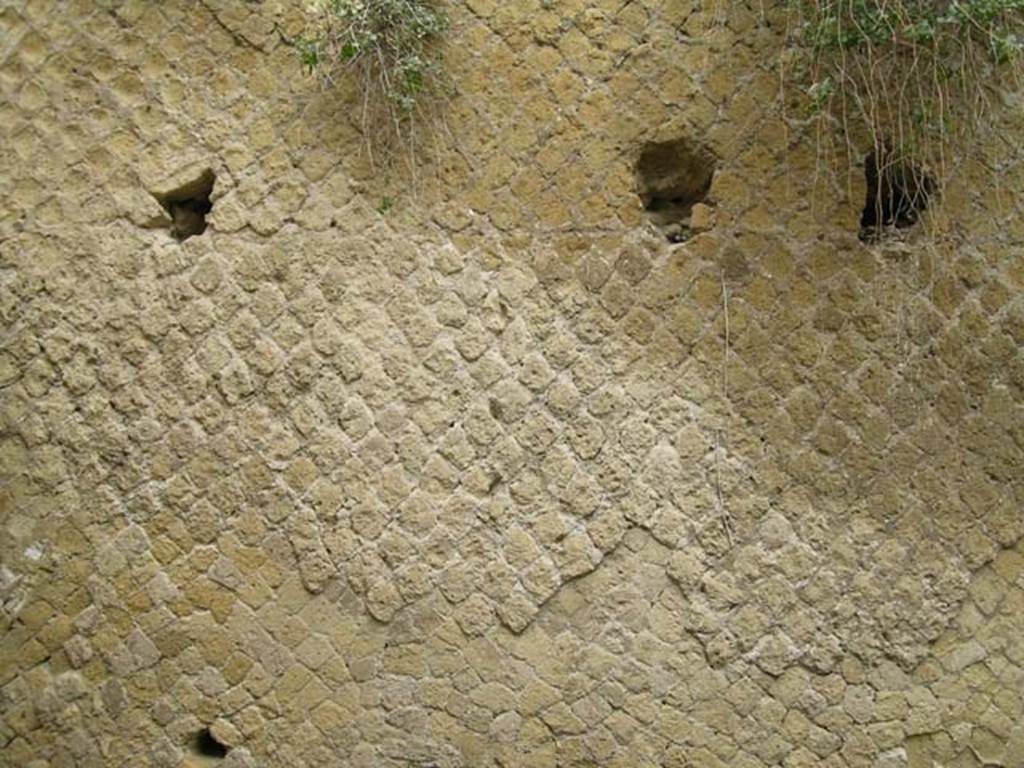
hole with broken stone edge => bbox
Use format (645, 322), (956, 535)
(859, 144), (934, 242)
(190, 727), (228, 759)
(635, 137), (717, 243)
(152, 169), (215, 242)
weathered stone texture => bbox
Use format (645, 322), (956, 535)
(1, 0), (1022, 766)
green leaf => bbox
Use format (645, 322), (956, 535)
(340, 41), (360, 61)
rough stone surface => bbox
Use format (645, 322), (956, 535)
(0, 0), (1023, 766)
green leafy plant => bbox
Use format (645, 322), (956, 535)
(297, 0), (450, 166)
(787, 0), (1024, 231)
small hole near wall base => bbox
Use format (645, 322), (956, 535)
(190, 727), (228, 759)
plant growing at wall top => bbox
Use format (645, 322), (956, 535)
(297, 0), (449, 167)
(789, 0), (1024, 227)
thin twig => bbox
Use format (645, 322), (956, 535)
(787, 0), (1024, 232)
(714, 430), (734, 548)
(721, 273), (730, 400)
(716, 271), (734, 549)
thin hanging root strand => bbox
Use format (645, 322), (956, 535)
(715, 273), (734, 550)
(786, 0), (1024, 214)
(714, 430), (735, 549)
(297, 0), (450, 182)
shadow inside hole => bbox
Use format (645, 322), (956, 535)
(859, 145), (934, 242)
(152, 169), (215, 242)
(635, 137), (716, 243)
(190, 727), (228, 760)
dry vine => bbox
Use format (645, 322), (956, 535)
(296, 0), (450, 181)
(786, 0), (1024, 237)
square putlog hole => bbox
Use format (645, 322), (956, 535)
(859, 145), (934, 242)
(635, 138), (717, 243)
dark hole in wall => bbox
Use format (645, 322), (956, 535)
(635, 138), (716, 243)
(152, 169), (215, 242)
(190, 727), (228, 759)
(859, 145), (934, 241)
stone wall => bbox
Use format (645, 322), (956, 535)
(1, 1), (1023, 766)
